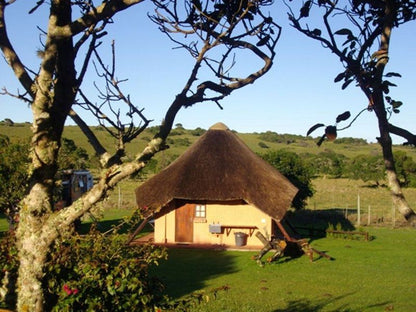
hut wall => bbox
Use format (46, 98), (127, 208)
(154, 203), (273, 247)
(154, 210), (175, 244)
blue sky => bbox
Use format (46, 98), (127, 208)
(1, 1), (415, 144)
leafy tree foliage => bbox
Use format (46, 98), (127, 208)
(348, 154), (385, 186)
(258, 131), (299, 144)
(261, 150), (314, 210)
(297, 149), (416, 188)
(0, 136), (90, 223)
(169, 129), (185, 136)
(394, 151), (416, 187)
(58, 138), (90, 170)
(333, 137), (368, 145)
(258, 141), (269, 149)
(167, 137), (192, 147)
(304, 150), (346, 178)
(0, 136), (29, 220)
(0, 231), (18, 306)
(190, 127), (206, 136)
(0, 118), (14, 126)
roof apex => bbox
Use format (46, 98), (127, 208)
(209, 122), (229, 131)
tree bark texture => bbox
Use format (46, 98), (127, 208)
(373, 95), (416, 223)
(371, 0), (416, 224)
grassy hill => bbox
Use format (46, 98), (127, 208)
(2, 122), (416, 161)
(2, 122), (416, 225)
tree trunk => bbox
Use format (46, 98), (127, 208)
(15, 1), (77, 310)
(373, 93), (416, 225)
(15, 165), (59, 311)
(370, 1), (416, 225)
(16, 231), (50, 312)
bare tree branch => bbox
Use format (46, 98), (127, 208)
(150, 0), (280, 110)
(67, 108), (109, 159)
(0, 1), (36, 97)
(76, 40), (151, 166)
(389, 123), (416, 146)
(54, 0), (146, 38)
(0, 87), (32, 104)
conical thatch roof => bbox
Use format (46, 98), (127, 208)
(135, 122), (298, 221)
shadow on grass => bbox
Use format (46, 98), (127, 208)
(0, 213), (11, 234)
(77, 219), (153, 235)
(152, 248), (237, 299)
(283, 209), (356, 241)
(77, 219), (126, 234)
(272, 294), (391, 312)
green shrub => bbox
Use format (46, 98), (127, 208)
(0, 137), (30, 219)
(43, 220), (168, 312)
(173, 138), (191, 147)
(190, 127), (206, 136)
(257, 131), (299, 144)
(261, 149), (314, 210)
(333, 137), (368, 145)
(169, 129), (184, 136)
(258, 141), (269, 149)
(0, 214), (219, 312)
(0, 231), (18, 309)
(167, 137), (191, 146)
(0, 214), (169, 311)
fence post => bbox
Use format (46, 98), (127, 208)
(118, 185), (122, 209)
(357, 194), (361, 227)
(367, 205), (371, 226)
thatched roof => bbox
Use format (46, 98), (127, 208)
(135, 122), (298, 221)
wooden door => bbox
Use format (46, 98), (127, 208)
(175, 203), (194, 243)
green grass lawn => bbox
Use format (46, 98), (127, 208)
(0, 208), (136, 233)
(0, 213), (8, 232)
(2, 209), (416, 311)
(153, 227), (416, 312)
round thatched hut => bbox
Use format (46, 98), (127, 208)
(135, 122), (298, 247)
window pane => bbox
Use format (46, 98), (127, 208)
(195, 204), (206, 218)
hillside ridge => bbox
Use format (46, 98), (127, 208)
(1, 123), (415, 162)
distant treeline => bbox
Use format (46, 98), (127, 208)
(297, 149), (416, 187)
(255, 131), (416, 187)
(257, 130), (367, 146)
